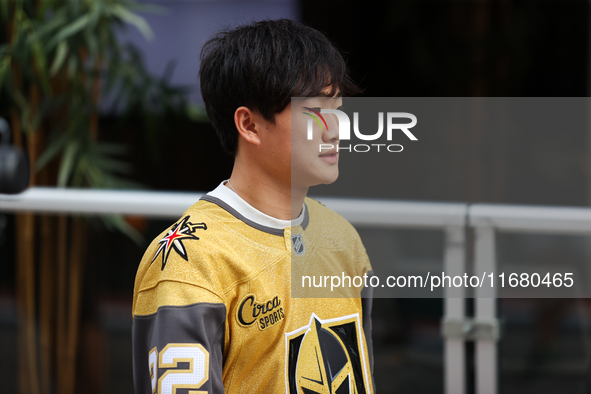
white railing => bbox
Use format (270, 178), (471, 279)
(469, 204), (591, 394)
(0, 187), (204, 218)
(3, 187), (591, 394)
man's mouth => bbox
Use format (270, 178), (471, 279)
(319, 150), (338, 157)
(319, 149), (338, 164)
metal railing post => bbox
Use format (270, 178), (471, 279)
(474, 226), (498, 394)
(443, 225), (467, 394)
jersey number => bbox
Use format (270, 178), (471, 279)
(149, 344), (210, 394)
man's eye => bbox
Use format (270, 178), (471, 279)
(311, 107), (321, 112)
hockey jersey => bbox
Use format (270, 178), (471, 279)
(132, 182), (375, 393)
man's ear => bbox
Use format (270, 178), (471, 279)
(234, 106), (261, 146)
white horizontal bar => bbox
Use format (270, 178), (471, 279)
(7, 190), (591, 235)
(0, 187), (469, 227)
(0, 187), (203, 219)
(470, 204), (591, 235)
(316, 197), (467, 228)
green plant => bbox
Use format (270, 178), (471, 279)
(0, 0), (192, 240)
(1, 3), (199, 393)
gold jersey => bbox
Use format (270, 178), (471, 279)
(132, 182), (375, 393)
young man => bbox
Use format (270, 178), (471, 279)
(132, 19), (375, 393)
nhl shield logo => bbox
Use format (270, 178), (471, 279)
(291, 233), (305, 256)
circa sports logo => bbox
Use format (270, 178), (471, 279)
(285, 313), (371, 394)
(303, 107), (417, 153)
(236, 294), (285, 331)
(151, 216), (207, 270)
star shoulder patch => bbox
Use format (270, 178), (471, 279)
(151, 216), (207, 270)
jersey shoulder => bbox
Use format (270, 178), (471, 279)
(305, 196), (363, 243)
(133, 199), (286, 314)
(304, 196), (372, 270)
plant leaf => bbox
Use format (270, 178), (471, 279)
(48, 13), (91, 49)
(50, 41), (68, 75)
(110, 5), (154, 41)
(0, 56), (11, 92)
(58, 141), (79, 187)
(35, 10), (67, 39)
(35, 132), (70, 171)
(101, 214), (143, 245)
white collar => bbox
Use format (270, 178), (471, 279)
(201, 181), (306, 233)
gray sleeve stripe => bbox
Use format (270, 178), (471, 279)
(133, 302), (226, 393)
(133, 301), (225, 318)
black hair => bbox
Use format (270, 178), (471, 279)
(199, 19), (360, 155)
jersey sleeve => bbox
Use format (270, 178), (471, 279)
(356, 234), (373, 275)
(132, 210), (232, 393)
(357, 233), (375, 388)
(361, 272), (375, 390)
(132, 282), (226, 394)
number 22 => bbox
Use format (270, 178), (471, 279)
(149, 344), (210, 394)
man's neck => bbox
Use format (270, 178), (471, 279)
(225, 165), (307, 221)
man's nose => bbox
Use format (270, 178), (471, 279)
(322, 115), (339, 143)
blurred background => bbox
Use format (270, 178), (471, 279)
(1, 0), (590, 393)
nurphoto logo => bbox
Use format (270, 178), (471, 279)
(303, 107), (418, 153)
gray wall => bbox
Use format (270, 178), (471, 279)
(118, 0), (300, 103)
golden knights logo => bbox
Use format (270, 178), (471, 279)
(285, 314), (371, 394)
(151, 216), (207, 270)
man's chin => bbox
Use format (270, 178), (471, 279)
(320, 169), (339, 185)
(292, 168), (339, 188)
